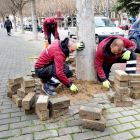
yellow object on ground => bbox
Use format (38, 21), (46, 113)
(28, 57), (39, 59)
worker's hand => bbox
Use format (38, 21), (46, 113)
(70, 84), (78, 92)
(77, 42), (85, 50)
(103, 80), (111, 89)
(121, 50), (131, 60)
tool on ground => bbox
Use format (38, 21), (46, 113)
(78, 85), (88, 92)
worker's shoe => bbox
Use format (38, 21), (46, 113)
(42, 85), (57, 97)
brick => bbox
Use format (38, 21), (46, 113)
(72, 131), (96, 140)
(50, 107), (69, 119)
(6, 83), (21, 92)
(49, 96), (70, 110)
(104, 112), (123, 120)
(0, 117), (20, 125)
(17, 88), (26, 98)
(0, 124), (9, 132)
(12, 94), (23, 107)
(73, 100), (89, 105)
(22, 92), (36, 110)
(92, 136), (112, 140)
(132, 121), (140, 128)
(22, 125), (44, 134)
(82, 117), (106, 132)
(7, 91), (16, 98)
(130, 87), (140, 94)
(130, 92), (140, 99)
(114, 97), (133, 107)
(0, 105), (11, 110)
(10, 121), (32, 129)
(36, 108), (49, 121)
(107, 107), (124, 113)
(11, 111), (25, 117)
(33, 119), (49, 125)
(114, 77), (128, 87)
(130, 129), (140, 137)
(117, 116), (136, 123)
(67, 119), (83, 127)
(129, 74), (140, 81)
(114, 84), (128, 94)
(129, 81), (140, 87)
(58, 126), (81, 136)
(36, 95), (49, 111)
(8, 76), (23, 85)
(106, 119), (120, 127)
(121, 110), (138, 116)
(48, 135), (72, 140)
(0, 129), (21, 139)
(24, 106), (35, 114)
(45, 121), (66, 129)
(21, 83), (34, 94)
(107, 94), (114, 103)
(111, 132), (133, 140)
(114, 70), (128, 81)
(79, 106), (102, 120)
(21, 114), (38, 121)
(8, 134), (33, 140)
(1, 107), (20, 114)
(114, 92), (128, 100)
(34, 130), (58, 140)
(23, 76), (34, 87)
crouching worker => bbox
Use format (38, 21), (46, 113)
(95, 36), (137, 89)
(35, 38), (85, 97)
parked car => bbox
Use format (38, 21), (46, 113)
(24, 25), (32, 31)
(128, 19), (140, 52)
(119, 24), (131, 30)
(68, 16), (124, 44)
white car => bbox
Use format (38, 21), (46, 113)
(68, 16), (124, 44)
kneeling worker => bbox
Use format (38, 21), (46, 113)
(35, 38), (84, 97)
(95, 36), (137, 88)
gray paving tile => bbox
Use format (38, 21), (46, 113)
(48, 135), (72, 140)
(133, 114), (140, 120)
(1, 108), (20, 114)
(10, 121), (32, 129)
(8, 134), (33, 140)
(107, 107), (124, 113)
(21, 114), (38, 121)
(79, 125), (90, 132)
(123, 105), (139, 110)
(104, 113), (123, 120)
(131, 121), (140, 128)
(0, 113), (10, 120)
(91, 136), (112, 140)
(111, 132), (133, 140)
(0, 124), (9, 132)
(106, 119), (120, 127)
(33, 119), (49, 125)
(120, 110), (138, 116)
(130, 129), (140, 137)
(67, 119), (83, 127)
(0, 117), (20, 125)
(117, 116), (136, 123)
(45, 121), (66, 129)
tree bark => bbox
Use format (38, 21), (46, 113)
(31, 0), (38, 40)
(2, 16), (5, 29)
(76, 0), (97, 82)
(19, 8), (25, 34)
(13, 14), (17, 32)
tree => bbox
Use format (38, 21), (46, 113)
(30, 0), (38, 40)
(11, 0), (30, 34)
(76, 0), (97, 82)
(115, 0), (140, 16)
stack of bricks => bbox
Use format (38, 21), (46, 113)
(35, 95), (49, 121)
(48, 96), (70, 119)
(79, 106), (106, 132)
(129, 74), (140, 99)
(34, 82), (43, 95)
(114, 70), (133, 107)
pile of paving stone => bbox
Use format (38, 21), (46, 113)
(6, 76), (71, 120)
(79, 106), (106, 132)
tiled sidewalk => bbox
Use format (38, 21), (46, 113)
(0, 29), (140, 140)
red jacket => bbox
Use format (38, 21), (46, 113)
(43, 17), (58, 38)
(35, 38), (71, 86)
(95, 36), (135, 81)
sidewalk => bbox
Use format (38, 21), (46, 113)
(0, 29), (140, 140)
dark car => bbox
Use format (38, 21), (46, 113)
(128, 19), (140, 52)
(119, 24), (131, 30)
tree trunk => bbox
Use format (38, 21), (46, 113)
(2, 16), (5, 29)
(76, 0), (97, 82)
(13, 14), (17, 32)
(31, 0), (38, 40)
(19, 8), (25, 34)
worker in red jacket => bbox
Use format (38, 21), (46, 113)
(43, 17), (60, 44)
(95, 36), (137, 89)
(35, 37), (84, 97)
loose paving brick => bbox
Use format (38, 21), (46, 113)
(114, 123), (135, 132)
(130, 87), (140, 94)
(0, 117), (20, 125)
(129, 81), (140, 87)
(10, 121), (32, 129)
(0, 113), (10, 120)
(22, 125), (44, 134)
(21, 84), (34, 94)
(17, 88), (26, 98)
(8, 134), (33, 140)
(121, 110), (138, 116)
(106, 119), (120, 127)
(34, 130), (58, 140)
(114, 70), (128, 81)
(114, 84), (129, 94)
(48, 135), (72, 140)
(7, 91), (17, 98)
(104, 112), (123, 120)
(130, 129), (140, 137)
(114, 77), (128, 87)
(23, 76), (34, 87)
(114, 92), (128, 100)
(58, 126), (81, 136)
(107, 107), (124, 113)
(45, 121), (66, 129)
(12, 94), (23, 107)
(49, 96), (70, 110)
(0, 124), (9, 132)
(24, 106), (35, 114)
(6, 84), (21, 92)
(117, 116), (136, 123)
(129, 74), (140, 81)
(131, 121), (140, 128)
(21, 114), (38, 121)
(0, 129), (21, 139)
(8, 76), (23, 85)
(111, 132), (134, 140)
(67, 119), (83, 127)
(36, 108), (49, 121)
(72, 131), (96, 140)
(95, 127), (116, 137)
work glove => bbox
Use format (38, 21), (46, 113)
(103, 80), (111, 89)
(121, 50), (131, 60)
(77, 41), (85, 50)
(70, 84), (78, 92)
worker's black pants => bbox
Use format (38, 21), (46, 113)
(97, 51), (137, 82)
(47, 29), (60, 44)
(6, 26), (11, 35)
(35, 64), (73, 88)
